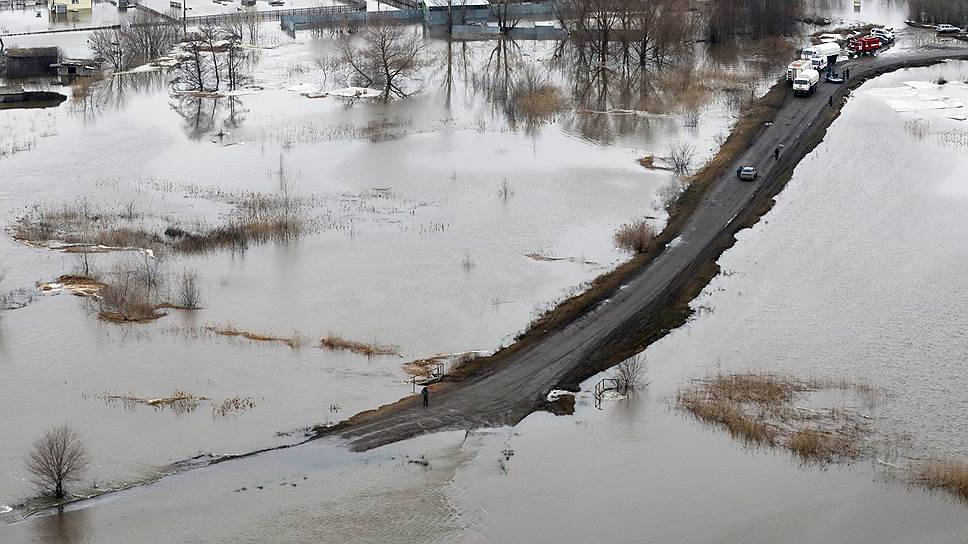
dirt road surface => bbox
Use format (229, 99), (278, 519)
(330, 40), (968, 452)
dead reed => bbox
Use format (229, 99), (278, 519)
(12, 191), (307, 256)
(677, 373), (870, 462)
(204, 324), (306, 350)
(320, 333), (398, 357)
(914, 460), (968, 502)
(213, 396), (256, 417)
(613, 219), (657, 254)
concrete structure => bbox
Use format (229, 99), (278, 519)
(52, 58), (98, 79)
(2, 47), (59, 77)
(280, 0), (555, 33)
(48, 0), (91, 12)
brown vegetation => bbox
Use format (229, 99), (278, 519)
(677, 373), (871, 462)
(320, 334), (399, 357)
(102, 390), (207, 413)
(12, 191), (306, 256)
(914, 460), (968, 502)
(613, 218), (657, 254)
(213, 396), (256, 417)
(205, 324), (306, 350)
(787, 428), (856, 462)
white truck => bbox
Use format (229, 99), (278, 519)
(801, 42), (842, 72)
(786, 59), (813, 84)
(792, 69), (820, 96)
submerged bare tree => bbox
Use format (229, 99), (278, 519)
(611, 353), (648, 394)
(173, 33), (213, 92)
(704, 0), (801, 43)
(336, 22), (427, 102)
(177, 269), (201, 309)
(89, 11), (179, 70)
(667, 141), (696, 177)
(26, 425), (89, 499)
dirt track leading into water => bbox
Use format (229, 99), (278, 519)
(324, 39), (968, 452)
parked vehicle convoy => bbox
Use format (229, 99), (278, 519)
(792, 69), (820, 96)
(848, 36), (882, 57)
(809, 54), (828, 72)
(937, 24), (963, 34)
(870, 27), (895, 42)
(801, 42), (842, 67)
(786, 59), (813, 84)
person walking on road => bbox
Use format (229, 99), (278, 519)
(845, 68), (850, 81)
(774, 147), (780, 161)
(828, 95), (833, 107)
(421, 386), (429, 407)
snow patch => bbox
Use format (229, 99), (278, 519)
(546, 389), (574, 402)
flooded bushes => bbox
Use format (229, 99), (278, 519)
(203, 324), (307, 350)
(320, 334), (399, 358)
(610, 354), (648, 394)
(677, 373), (872, 462)
(12, 191), (307, 255)
(915, 460), (968, 502)
(177, 270), (201, 310)
(613, 218), (657, 254)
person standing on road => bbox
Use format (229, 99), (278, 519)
(845, 68), (850, 81)
(774, 147), (780, 161)
(421, 386), (429, 407)
(829, 95), (833, 107)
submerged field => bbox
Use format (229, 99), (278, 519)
(6, 1), (968, 541)
(0, 18), (784, 502)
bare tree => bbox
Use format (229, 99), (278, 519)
(198, 23), (223, 91)
(491, 0), (522, 35)
(336, 22), (426, 102)
(177, 269), (201, 309)
(219, 10), (260, 45)
(224, 41), (248, 91)
(88, 11), (179, 71)
(26, 425), (89, 499)
(89, 27), (126, 70)
(611, 353), (648, 394)
(668, 141), (696, 177)
(173, 34), (213, 92)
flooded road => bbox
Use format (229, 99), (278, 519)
(5, 0), (965, 540)
(1, 26), (758, 500)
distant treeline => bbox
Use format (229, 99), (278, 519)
(909, 0), (968, 24)
(705, 0), (802, 42)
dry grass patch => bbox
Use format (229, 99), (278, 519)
(12, 191), (308, 256)
(677, 373), (871, 462)
(205, 324), (306, 350)
(787, 428), (856, 462)
(914, 460), (968, 502)
(213, 396), (256, 417)
(320, 333), (398, 357)
(614, 219), (657, 254)
(513, 84), (570, 122)
(101, 389), (208, 413)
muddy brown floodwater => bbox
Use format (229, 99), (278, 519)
(0, 18), (778, 503)
(5, 55), (965, 544)
(5, 0), (962, 540)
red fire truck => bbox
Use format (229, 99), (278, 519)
(848, 36), (882, 58)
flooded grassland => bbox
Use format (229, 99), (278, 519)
(0, 17), (784, 504)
